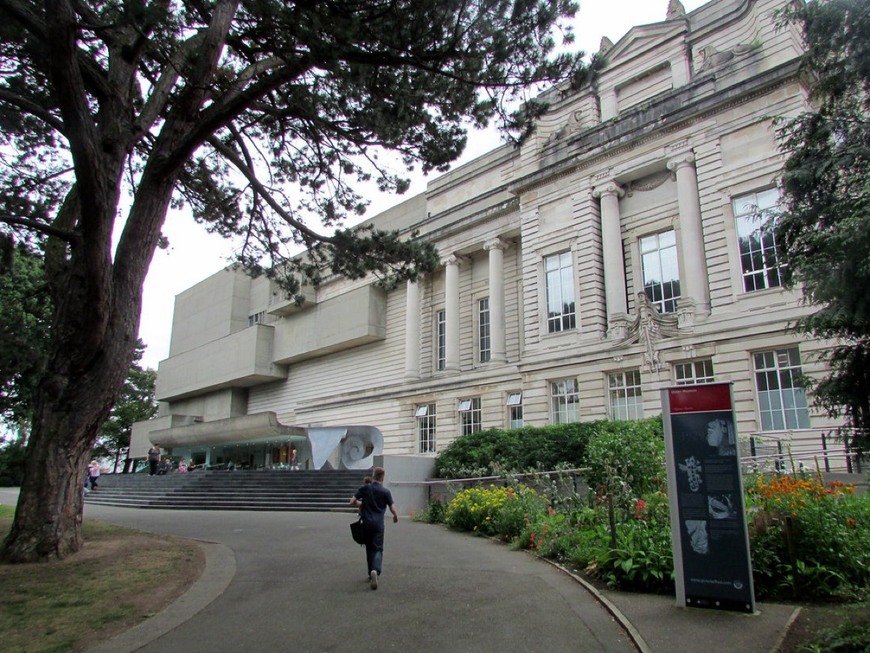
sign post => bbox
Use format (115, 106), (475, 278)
(662, 382), (755, 613)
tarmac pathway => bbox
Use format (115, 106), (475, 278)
(82, 504), (638, 653)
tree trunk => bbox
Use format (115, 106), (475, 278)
(0, 347), (131, 562)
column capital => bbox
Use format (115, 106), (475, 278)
(484, 237), (509, 252)
(666, 151), (696, 172)
(592, 181), (625, 200)
(442, 254), (464, 267)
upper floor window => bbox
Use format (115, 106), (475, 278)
(674, 359), (715, 385)
(248, 311), (265, 327)
(753, 347), (810, 431)
(545, 252), (576, 333)
(478, 297), (491, 363)
(609, 370), (643, 420)
(734, 189), (782, 292)
(506, 392), (523, 429)
(551, 378), (580, 424)
(435, 309), (446, 371)
(458, 398), (482, 436)
(416, 404), (437, 453)
(640, 230), (680, 314)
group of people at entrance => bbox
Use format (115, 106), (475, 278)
(349, 467), (398, 590)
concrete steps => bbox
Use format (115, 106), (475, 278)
(84, 469), (367, 512)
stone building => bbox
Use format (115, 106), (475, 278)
(132, 0), (837, 472)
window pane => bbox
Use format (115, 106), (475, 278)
(545, 252), (576, 333)
(640, 231), (680, 313)
(734, 190), (783, 292)
(753, 347), (809, 431)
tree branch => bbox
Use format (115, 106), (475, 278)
(1, 215), (81, 244)
(206, 135), (335, 245)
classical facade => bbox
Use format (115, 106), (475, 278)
(132, 0), (834, 471)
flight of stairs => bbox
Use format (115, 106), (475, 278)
(84, 469), (367, 512)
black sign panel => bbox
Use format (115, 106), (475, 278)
(663, 384), (755, 613)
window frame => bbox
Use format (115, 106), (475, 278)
(673, 359), (715, 385)
(458, 397), (482, 436)
(550, 378), (580, 424)
(733, 188), (783, 293)
(752, 347), (810, 431)
(506, 392), (523, 429)
(544, 251), (577, 334)
(416, 403), (437, 453)
(639, 230), (681, 314)
(478, 296), (491, 363)
(435, 309), (446, 371)
(608, 370), (643, 420)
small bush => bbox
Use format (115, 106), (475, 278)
(747, 474), (870, 600)
(443, 484), (548, 539)
(584, 418), (665, 498)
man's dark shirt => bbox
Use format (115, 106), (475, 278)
(354, 482), (394, 527)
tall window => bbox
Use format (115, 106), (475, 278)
(609, 370), (643, 420)
(458, 398), (482, 436)
(478, 297), (491, 363)
(551, 379), (580, 424)
(753, 348), (810, 431)
(545, 252), (576, 333)
(734, 189), (782, 292)
(416, 404), (437, 453)
(640, 230), (680, 313)
(506, 392), (523, 429)
(435, 309), (446, 371)
(674, 359), (715, 385)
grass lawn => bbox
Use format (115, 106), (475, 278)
(0, 504), (204, 653)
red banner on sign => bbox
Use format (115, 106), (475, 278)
(667, 383), (733, 414)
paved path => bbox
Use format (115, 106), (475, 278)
(82, 504), (637, 653)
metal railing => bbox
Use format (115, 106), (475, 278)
(743, 428), (865, 476)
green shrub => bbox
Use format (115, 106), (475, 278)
(747, 474), (870, 601)
(412, 500), (447, 524)
(443, 483), (549, 540)
(434, 418), (663, 479)
(584, 417), (665, 498)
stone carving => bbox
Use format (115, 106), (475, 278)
(696, 42), (760, 73)
(626, 169), (675, 196)
(612, 292), (680, 372)
(599, 36), (614, 54)
(546, 109), (584, 145)
(667, 0), (686, 20)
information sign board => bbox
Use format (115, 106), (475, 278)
(662, 383), (755, 613)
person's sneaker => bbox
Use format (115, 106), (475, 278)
(369, 570), (378, 590)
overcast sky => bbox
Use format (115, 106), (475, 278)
(136, 0), (710, 369)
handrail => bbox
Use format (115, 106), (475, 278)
(390, 467), (591, 487)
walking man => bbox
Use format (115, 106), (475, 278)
(349, 466), (398, 590)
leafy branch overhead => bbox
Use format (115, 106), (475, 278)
(1, 0), (586, 288)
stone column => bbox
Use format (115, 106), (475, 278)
(592, 181), (629, 331)
(403, 278), (421, 380)
(667, 152), (709, 320)
(444, 255), (461, 372)
(485, 238), (508, 363)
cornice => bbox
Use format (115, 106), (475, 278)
(509, 58), (803, 196)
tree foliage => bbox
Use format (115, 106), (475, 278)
(0, 0), (587, 561)
(93, 343), (157, 473)
(776, 0), (870, 451)
(0, 242), (51, 432)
